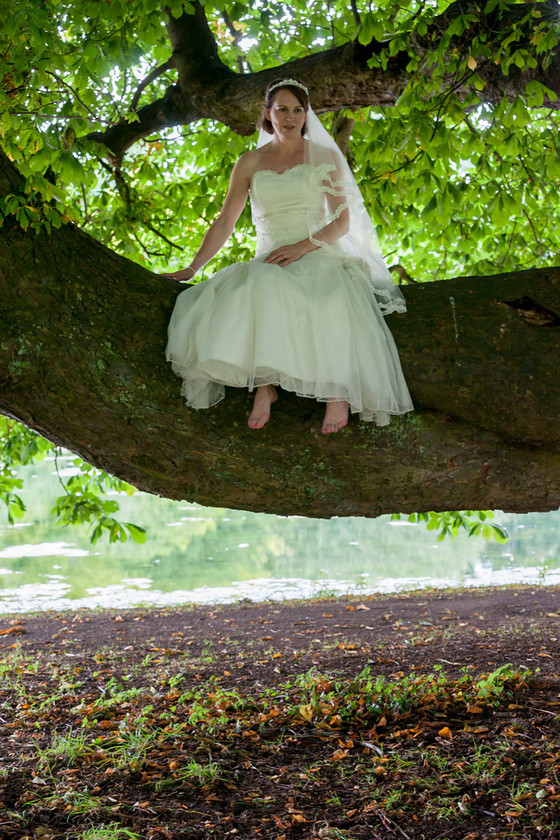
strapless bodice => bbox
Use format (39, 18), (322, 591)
(250, 164), (327, 254)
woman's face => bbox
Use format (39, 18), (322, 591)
(266, 90), (306, 139)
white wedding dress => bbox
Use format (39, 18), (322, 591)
(166, 163), (413, 426)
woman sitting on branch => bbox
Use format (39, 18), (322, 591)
(164, 79), (413, 433)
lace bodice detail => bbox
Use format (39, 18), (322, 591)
(249, 159), (406, 315)
(250, 163), (330, 255)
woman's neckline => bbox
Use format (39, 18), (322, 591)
(252, 162), (308, 178)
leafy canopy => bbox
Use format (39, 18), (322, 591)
(1, 0), (557, 541)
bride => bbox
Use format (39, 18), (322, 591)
(164, 79), (413, 433)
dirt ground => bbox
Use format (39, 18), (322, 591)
(0, 585), (559, 840)
(2, 584), (559, 683)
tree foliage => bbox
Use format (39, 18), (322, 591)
(1, 0), (559, 538)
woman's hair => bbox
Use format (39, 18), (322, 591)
(258, 79), (310, 136)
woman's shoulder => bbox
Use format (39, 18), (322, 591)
(234, 149), (267, 179)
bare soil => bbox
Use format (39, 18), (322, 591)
(0, 584), (559, 840)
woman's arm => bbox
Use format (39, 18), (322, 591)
(310, 205), (350, 244)
(163, 155), (254, 281)
(311, 161), (351, 244)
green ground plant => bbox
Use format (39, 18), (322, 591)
(76, 824), (141, 840)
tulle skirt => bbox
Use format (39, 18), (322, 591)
(166, 250), (413, 426)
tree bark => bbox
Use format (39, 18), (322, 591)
(1, 152), (559, 517)
(87, 1), (560, 161)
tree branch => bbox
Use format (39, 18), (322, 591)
(1, 148), (559, 517)
(332, 112), (355, 157)
(130, 58), (175, 112)
(221, 9), (251, 74)
(87, 84), (191, 164)
(86, 0), (560, 161)
(165, 3), (235, 88)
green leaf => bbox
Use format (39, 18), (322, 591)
(56, 151), (87, 182)
(126, 523), (148, 544)
(422, 194), (438, 216)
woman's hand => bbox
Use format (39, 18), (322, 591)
(264, 239), (316, 267)
(161, 266), (196, 282)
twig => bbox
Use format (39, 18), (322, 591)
(142, 220), (184, 251)
(44, 70), (98, 120)
(496, 219), (517, 268)
(522, 209), (544, 256)
(53, 448), (68, 495)
(357, 739), (383, 755)
(375, 808), (411, 839)
(80, 182), (89, 224)
(526, 703), (559, 717)
(130, 58), (174, 112)
(131, 230), (166, 259)
(463, 114), (480, 136)
(369, 149), (423, 184)
(1, 40), (13, 61)
(331, 112), (355, 160)
(86, 14), (136, 45)
(389, 264), (415, 284)
(350, 0), (361, 26)
(104, 160), (132, 202)
(114, 67), (129, 121)
(222, 9), (242, 45)
(100, 156), (183, 251)
(221, 10), (251, 74)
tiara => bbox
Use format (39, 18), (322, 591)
(269, 78), (309, 95)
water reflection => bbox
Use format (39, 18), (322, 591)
(0, 456), (558, 613)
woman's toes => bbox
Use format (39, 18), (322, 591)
(321, 401), (349, 434)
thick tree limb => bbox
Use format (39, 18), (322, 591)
(87, 0), (560, 161)
(87, 84), (190, 163)
(1, 150), (559, 517)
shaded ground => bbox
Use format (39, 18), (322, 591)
(0, 585), (559, 839)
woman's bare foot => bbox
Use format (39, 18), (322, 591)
(248, 385), (278, 429)
(322, 400), (349, 434)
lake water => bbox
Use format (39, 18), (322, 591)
(0, 456), (559, 613)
